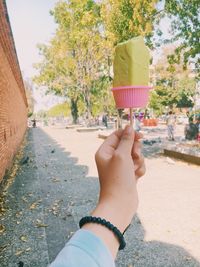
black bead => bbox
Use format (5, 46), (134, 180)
(109, 224), (114, 230)
(79, 216), (127, 250)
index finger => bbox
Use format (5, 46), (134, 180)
(100, 128), (142, 149)
(98, 129), (123, 152)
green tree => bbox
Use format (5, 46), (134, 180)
(149, 46), (196, 114)
(33, 36), (80, 123)
(164, 0), (200, 76)
(100, 0), (162, 120)
(34, 0), (162, 122)
(24, 79), (35, 117)
(36, 110), (48, 119)
(47, 102), (70, 117)
(34, 0), (111, 123)
(101, 0), (159, 46)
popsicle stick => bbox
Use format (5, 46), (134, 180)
(130, 108), (133, 126)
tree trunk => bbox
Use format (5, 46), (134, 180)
(84, 88), (92, 124)
(70, 98), (78, 124)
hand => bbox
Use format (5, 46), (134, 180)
(94, 125), (145, 231)
(83, 125), (145, 257)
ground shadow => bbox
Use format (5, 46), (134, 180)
(0, 128), (98, 267)
(0, 127), (199, 267)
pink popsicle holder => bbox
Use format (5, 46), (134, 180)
(112, 85), (152, 109)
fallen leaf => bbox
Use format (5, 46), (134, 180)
(20, 235), (28, 242)
(15, 211), (22, 217)
(29, 200), (42, 210)
(21, 197), (28, 203)
(29, 202), (37, 210)
(0, 206), (6, 213)
(51, 178), (61, 183)
(0, 244), (8, 252)
(35, 223), (48, 228)
(15, 250), (24, 256)
(0, 224), (6, 234)
(38, 234), (45, 239)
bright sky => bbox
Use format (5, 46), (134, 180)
(6, 0), (57, 77)
(6, 0), (63, 112)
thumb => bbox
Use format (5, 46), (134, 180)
(116, 125), (135, 155)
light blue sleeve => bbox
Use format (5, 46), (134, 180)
(49, 229), (115, 267)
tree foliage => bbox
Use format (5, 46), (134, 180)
(34, 0), (160, 122)
(24, 79), (35, 116)
(101, 0), (159, 47)
(47, 102), (70, 117)
(164, 0), (200, 77)
(34, 0), (115, 122)
(149, 46), (196, 114)
(33, 0), (199, 121)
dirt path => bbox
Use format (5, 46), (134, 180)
(0, 126), (199, 267)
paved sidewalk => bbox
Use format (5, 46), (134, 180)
(0, 127), (200, 267)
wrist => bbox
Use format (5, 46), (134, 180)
(82, 202), (132, 258)
(82, 200), (135, 258)
(80, 216), (126, 250)
(97, 190), (138, 231)
(92, 201), (134, 233)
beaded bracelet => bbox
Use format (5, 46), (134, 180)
(79, 216), (126, 250)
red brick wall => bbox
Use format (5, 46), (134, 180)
(0, 1), (27, 182)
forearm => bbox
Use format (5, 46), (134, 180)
(82, 127), (143, 260)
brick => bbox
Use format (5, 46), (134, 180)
(0, 1), (27, 182)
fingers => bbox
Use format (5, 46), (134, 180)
(115, 125), (135, 155)
(99, 126), (142, 154)
(132, 140), (146, 179)
(132, 140), (142, 159)
(134, 151), (145, 179)
(95, 129), (123, 162)
(135, 163), (146, 179)
(101, 129), (123, 150)
(135, 131), (143, 140)
(96, 126), (142, 163)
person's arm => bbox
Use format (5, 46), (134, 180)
(83, 126), (145, 258)
(50, 229), (115, 267)
(50, 126), (145, 266)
